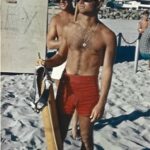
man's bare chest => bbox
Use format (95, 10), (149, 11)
(67, 29), (104, 52)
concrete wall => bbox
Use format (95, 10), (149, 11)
(1, 0), (48, 73)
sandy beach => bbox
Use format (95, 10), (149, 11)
(1, 5), (150, 149)
(1, 60), (150, 150)
(1, 1), (150, 149)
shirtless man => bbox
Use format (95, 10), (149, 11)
(47, 0), (79, 139)
(47, 0), (74, 87)
(39, 0), (116, 149)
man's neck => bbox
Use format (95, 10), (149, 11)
(77, 13), (98, 28)
(61, 6), (74, 14)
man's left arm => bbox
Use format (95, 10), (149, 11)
(98, 32), (116, 108)
(90, 31), (116, 122)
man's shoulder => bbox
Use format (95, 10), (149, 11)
(49, 13), (64, 26)
(53, 11), (73, 18)
(51, 13), (61, 21)
(98, 22), (115, 37)
(63, 21), (76, 31)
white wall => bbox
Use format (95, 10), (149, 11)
(1, 0), (48, 73)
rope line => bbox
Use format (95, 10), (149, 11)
(121, 34), (138, 44)
(116, 33), (139, 45)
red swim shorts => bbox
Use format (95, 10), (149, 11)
(58, 74), (99, 117)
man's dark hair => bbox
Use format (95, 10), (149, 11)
(57, 0), (73, 2)
(142, 10), (149, 17)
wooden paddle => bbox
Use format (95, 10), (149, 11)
(74, 2), (78, 22)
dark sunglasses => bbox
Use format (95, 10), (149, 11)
(76, 0), (95, 3)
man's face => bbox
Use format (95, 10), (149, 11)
(141, 15), (148, 21)
(77, 0), (98, 14)
(59, 0), (70, 10)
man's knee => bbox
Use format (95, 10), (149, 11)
(59, 114), (72, 141)
(79, 116), (94, 150)
(80, 131), (93, 150)
(81, 141), (93, 150)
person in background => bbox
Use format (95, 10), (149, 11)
(138, 10), (150, 35)
(46, 0), (79, 139)
(138, 10), (150, 68)
(47, 0), (74, 88)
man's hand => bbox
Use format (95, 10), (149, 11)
(90, 104), (105, 123)
(36, 58), (45, 66)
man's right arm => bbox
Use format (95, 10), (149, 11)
(41, 28), (68, 68)
(138, 22), (142, 33)
(47, 16), (61, 49)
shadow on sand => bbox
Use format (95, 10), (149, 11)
(94, 144), (104, 150)
(94, 109), (150, 130)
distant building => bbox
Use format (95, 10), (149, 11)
(140, 0), (150, 4)
(107, 0), (150, 9)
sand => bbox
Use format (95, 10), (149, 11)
(1, 10), (150, 150)
(1, 60), (150, 150)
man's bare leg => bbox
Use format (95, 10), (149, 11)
(56, 79), (79, 140)
(59, 112), (72, 141)
(70, 109), (79, 139)
(54, 79), (60, 88)
(79, 116), (93, 150)
(148, 60), (150, 69)
(56, 85), (72, 141)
